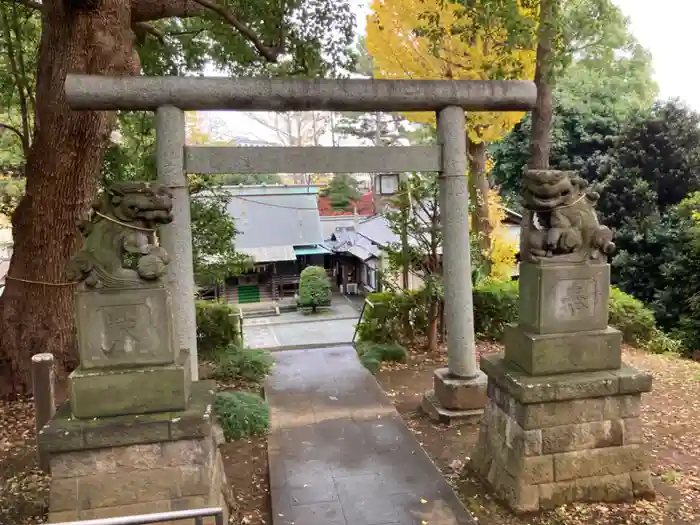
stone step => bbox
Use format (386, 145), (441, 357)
(240, 301), (279, 318)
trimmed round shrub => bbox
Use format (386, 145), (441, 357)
(608, 287), (656, 345)
(297, 265), (332, 312)
(215, 391), (269, 441)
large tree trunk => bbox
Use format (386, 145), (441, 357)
(467, 137), (492, 259)
(426, 297), (439, 353)
(528, 0), (557, 170)
(0, 1), (139, 399)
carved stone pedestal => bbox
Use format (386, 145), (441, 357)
(40, 381), (229, 524)
(472, 356), (653, 512)
(38, 182), (229, 523)
(422, 368), (487, 424)
(474, 257), (654, 511)
(70, 287), (192, 419)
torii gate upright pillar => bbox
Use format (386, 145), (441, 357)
(420, 106), (488, 424)
(64, 75), (537, 407)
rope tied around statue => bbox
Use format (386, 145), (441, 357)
(520, 169), (616, 263)
(5, 206), (161, 288)
(65, 182), (174, 289)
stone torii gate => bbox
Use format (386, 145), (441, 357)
(64, 74), (536, 417)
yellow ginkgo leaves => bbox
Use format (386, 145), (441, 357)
(366, 0), (536, 144)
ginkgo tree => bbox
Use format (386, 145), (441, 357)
(366, 0), (536, 264)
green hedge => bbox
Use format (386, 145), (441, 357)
(298, 265), (332, 311)
(471, 280), (683, 352)
(473, 280), (519, 341)
(358, 281), (681, 353)
(195, 300), (242, 359)
(356, 290), (427, 344)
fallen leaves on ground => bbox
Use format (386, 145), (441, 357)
(376, 344), (700, 525)
(221, 436), (271, 525)
(0, 397), (49, 524)
(4, 342), (700, 525)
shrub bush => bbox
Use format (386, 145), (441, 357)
(196, 300), (242, 358)
(357, 280), (672, 353)
(213, 346), (273, 383)
(355, 341), (408, 374)
(297, 266), (332, 311)
(473, 279), (519, 340)
(356, 291), (426, 344)
(470, 281), (662, 346)
(215, 391), (269, 441)
(608, 287), (656, 345)
(668, 316), (700, 357)
(643, 329), (686, 355)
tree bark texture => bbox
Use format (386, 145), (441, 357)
(0, 0), (139, 398)
(0, 0), (283, 399)
(426, 298), (439, 353)
(467, 137), (492, 260)
(528, 0), (557, 171)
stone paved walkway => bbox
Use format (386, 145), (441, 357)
(265, 346), (475, 525)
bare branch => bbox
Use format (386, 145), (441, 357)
(169, 28), (206, 37)
(191, 0), (278, 61)
(131, 0), (280, 62)
(0, 122), (25, 142)
(131, 0), (205, 22)
(11, 0), (42, 10)
(132, 21), (166, 45)
(243, 112), (293, 145)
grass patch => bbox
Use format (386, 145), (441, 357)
(215, 391), (270, 441)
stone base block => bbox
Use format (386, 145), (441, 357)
(472, 355), (654, 512)
(69, 357), (191, 419)
(421, 390), (483, 425)
(76, 286), (180, 370)
(41, 382), (229, 524)
(504, 325), (622, 376)
(433, 368), (488, 410)
(518, 261), (610, 335)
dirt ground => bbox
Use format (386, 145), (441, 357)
(217, 378), (271, 525)
(0, 376), (272, 525)
(221, 435), (271, 525)
(375, 343), (700, 525)
(0, 397), (50, 525)
(3, 343), (699, 525)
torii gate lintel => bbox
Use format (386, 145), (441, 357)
(64, 74), (536, 412)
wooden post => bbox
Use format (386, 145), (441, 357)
(32, 353), (55, 472)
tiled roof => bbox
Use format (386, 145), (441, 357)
(318, 192), (375, 217)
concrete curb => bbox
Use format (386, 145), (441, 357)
(243, 314), (359, 328)
(265, 341), (353, 352)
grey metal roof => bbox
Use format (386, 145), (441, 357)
(357, 215), (399, 247)
(238, 245), (297, 262)
(224, 187), (324, 250)
(321, 216), (357, 241)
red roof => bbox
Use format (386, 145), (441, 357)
(317, 192), (375, 217)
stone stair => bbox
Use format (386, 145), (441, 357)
(239, 301), (280, 319)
